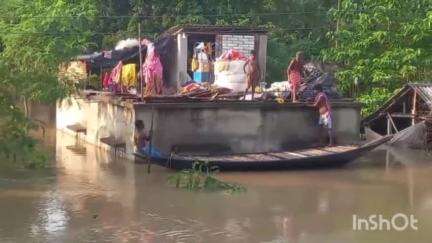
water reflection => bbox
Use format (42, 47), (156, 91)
(0, 131), (432, 242)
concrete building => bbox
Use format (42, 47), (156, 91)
(57, 95), (361, 159)
(55, 25), (362, 160)
(161, 25), (268, 88)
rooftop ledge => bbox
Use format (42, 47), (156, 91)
(73, 93), (361, 110)
(131, 100), (361, 109)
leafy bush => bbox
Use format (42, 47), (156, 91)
(167, 161), (246, 194)
(322, 0), (432, 115)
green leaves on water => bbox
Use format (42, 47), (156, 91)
(167, 161), (246, 194)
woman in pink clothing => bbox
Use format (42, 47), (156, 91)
(287, 52), (304, 102)
(142, 40), (163, 96)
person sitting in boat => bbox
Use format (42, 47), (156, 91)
(134, 120), (163, 159)
(310, 85), (334, 146)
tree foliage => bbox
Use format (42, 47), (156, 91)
(0, 0), (98, 166)
(0, 0), (334, 164)
(322, 0), (432, 115)
(90, 0), (335, 81)
(3, 0), (430, 166)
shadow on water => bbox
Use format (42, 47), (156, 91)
(0, 129), (432, 242)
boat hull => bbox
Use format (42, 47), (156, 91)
(135, 136), (391, 171)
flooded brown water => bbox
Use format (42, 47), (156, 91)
(1, 131), (432, 243)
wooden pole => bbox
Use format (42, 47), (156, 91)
(387, 113), (399, 133)
(385, 149), (390, 172)
(147, 106), (155, 174)
(412, 89), (417, 125)
(335, 0), (341, 48)
(387, 116), (392, 135)
(138, 22), (144, 98)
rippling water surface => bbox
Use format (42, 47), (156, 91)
(1, 130), (432, 243)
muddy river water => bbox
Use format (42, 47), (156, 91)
(1, 131), (432, 243)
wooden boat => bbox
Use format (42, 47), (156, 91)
(134, 136), (392, 171)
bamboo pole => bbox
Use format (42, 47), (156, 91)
(138, 22), (144, 98)
(387, 116), (392, 135)
(335, 0), (341, 48)
(147, 106), (155, 174)
(411, 89), (417, 125)
(387, 113), (399, 133)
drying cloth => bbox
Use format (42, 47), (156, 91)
(142, 42), (163, 95)
(197, 52), (210, 72)
(110, 61), (123, 84)
(218, 49), (247, 61)
(121, 64), (137, 87)
(102, 72), (111, 89)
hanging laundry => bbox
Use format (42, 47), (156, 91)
(197, 51), (210, 72)
(218, 49), (247, 61)
(194, 50), (211, 83)
(121, 64), (137, 87)
(102, 72), (111, 89)
(205, 42), (213, 56)
(110, 61), (123, 84)
(142, 41), (163, 96)
(191, 53), (199, 72)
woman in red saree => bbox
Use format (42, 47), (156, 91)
(287, 52), (304, 102)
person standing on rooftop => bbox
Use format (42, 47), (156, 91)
(287, 51), (305, 103)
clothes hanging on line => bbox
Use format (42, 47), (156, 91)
(102, 72), (111, 89)
(110, 61), (123, 84)
(121, 64), (137, 87)
(142, 42), (163, 96)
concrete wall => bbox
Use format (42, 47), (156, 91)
(57, 98), (361, 158)
(175, 33), (188, 88)
(134, 102), (361, 155)
(257, 35), (267, 81)
(221, 35), (255, 56)
(57, 97), (136, 158)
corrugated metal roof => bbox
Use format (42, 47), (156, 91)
(163, 25), (268, 36)
(362, 83), (432, 125)
(410, 83), (432, 109)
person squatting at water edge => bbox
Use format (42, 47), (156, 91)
(310, 84), (334, 146)
(243, 50), (261, 100)
(287, 51), (305, 103)
(134, 120), (164, 159)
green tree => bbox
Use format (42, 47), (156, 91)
(93, 0), (336, 81)
(322, 0), (432, 115)
(0, 0), (98, 167)
(1, 0), (336, 166)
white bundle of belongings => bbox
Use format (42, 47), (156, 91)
(115, 38), (139, 50)
(265, 81), (291, 98)
(214, 60), (247, 92)
(213, 49), (248, 92)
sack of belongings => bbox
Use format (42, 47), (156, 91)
(214, 50), (248, 92)
(300, 62), (341, 101)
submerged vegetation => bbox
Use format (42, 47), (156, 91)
(168, 161), (246, 194)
